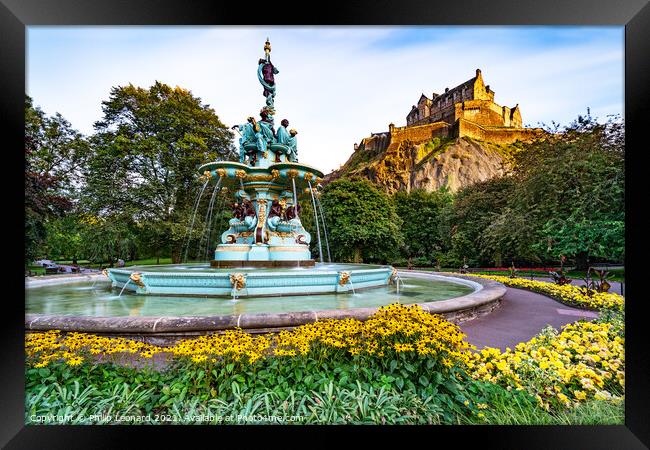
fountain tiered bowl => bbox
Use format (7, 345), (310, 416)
(106, 160), (395, 297)
(198, 160), (325, 267)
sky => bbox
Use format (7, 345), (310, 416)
(27, 26), (624, 173)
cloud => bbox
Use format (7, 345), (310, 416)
(27, 26), (623, 173)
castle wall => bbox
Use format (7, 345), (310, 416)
(454, 100), (518, 128)
(359, 118), (541, 158)
(359, 133), (390, 152)
(408, 103), (456, 127)
(511, 107), (522, 128)
(456, 118), (543, 144)
(389, 121), (451, 143)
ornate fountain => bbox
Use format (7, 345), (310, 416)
(106, 39), (394, 297)
(200, 38), (324, 267)
(26, 39), (504, 342)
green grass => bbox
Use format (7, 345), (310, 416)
(27, 257), (176, 276)
(414, 137), (454, 170)
(26, 265), (46, 275)
(50, 259), (93, 265)
(122, 257), (173, 267)
(53, 257), (174, 268)
(472, 396), (624, 425)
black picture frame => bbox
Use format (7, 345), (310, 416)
(5, 0), (649, 447)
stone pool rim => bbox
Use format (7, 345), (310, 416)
(25, 271), (505, 337)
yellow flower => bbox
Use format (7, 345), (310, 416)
(66, 356), (83, 366)
(573, 390), (587, 400)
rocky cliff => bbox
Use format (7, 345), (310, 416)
(325, 134), (523, 194)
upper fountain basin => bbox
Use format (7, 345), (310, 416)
(197, 161), (325, 189)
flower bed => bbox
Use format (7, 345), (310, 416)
(469, 275), (624, 311)
(26, 303), (624, 417)
(466, 320), (624, 411)
(26, 304), (473, 369)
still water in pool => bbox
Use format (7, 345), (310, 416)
(25, 276), (474, 317)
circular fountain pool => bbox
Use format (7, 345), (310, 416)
(26, 273), (473, 317)
(25, 268), (506, 343)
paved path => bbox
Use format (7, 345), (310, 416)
(460, 287), (599, 351)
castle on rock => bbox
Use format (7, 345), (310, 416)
(406, 69), (522, 129)
(352, 69), (541, 154)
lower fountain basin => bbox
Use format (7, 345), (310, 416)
(107, 263), (393, 297)
(25, 271), (505, 342)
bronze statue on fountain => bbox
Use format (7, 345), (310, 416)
(205, 38), (321, 268)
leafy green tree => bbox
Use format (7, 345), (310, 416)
(76, 213), (138, 266)
(82, 82), (236, 263)
(320, 178), (403, 263)
(478, 206), (543, 266)
(393, 188), (453, 265)
(25, 96), (89, 197)
(25, 96), (85, 266)
(42, 215), (83, 261)
(541, 216), (624, 265)
(442, 177), (515, 267)
(25, 151), (69, 265)
(515, 115), (625, 268)
(440, 114), (624, 268)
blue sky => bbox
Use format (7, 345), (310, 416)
(27, 26), (624, 173)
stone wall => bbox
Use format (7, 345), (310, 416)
(389, 121), (451, 143)
(454, 100), (522, 128)
(369, 118), (541, 150)
(457, 118), (544, 145)
(358, 132), (390, 153)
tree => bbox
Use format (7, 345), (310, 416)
(82, 82), (236, 263)
(541, 217), (624, 265)
(442, 176), (516, 267)
(25, 96), (84, 266)
(25, 95), (89, 199)
(42, 215), (83, 261)
(440, 114), (624, 269)
(25, 151), (71, 265)
(320, 178), (403, 263)
(479, 206), (543, 266)
(77, 214), (137, 266)
(514, 114), (625, 268)
(393, 188), (453, 265)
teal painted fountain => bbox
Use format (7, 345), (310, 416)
(107, 39), (394, 298)
(27, 39), (506, 340)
